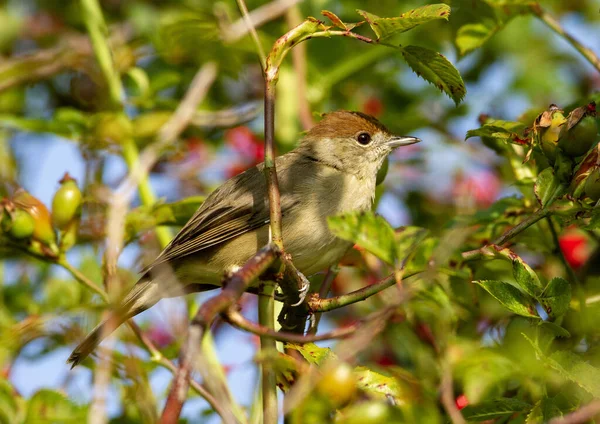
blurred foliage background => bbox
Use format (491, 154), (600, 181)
(2, 0), (600, 423)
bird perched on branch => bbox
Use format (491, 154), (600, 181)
(68, 110), (420, 367)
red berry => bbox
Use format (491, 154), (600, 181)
(455, 394), (469, 410)
(559, 233), (590, 269)
(363, 96), (384, 117)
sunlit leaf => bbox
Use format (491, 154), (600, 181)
(475, 280), (539, 318)
(357, 4), (450, 40)
(534, 167), (561, 207)
(465, 119), (527, 145)
(540, 277), (571, 319)
(399, 45), (466, 105)
(328, 211), (397, 264)
(354, 366), (411, 405)
(461, 398), (531, 421)
(286, 343), (337, 366)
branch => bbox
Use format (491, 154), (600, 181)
(308, 270), (422, 312)
(235, 0), (267, 67)
(224, 308), (360, 343)
(531, 4), (600, 74)
(548, 400), (600, 424)
(258, 283), (278, 424)
(222, 0), (302, 43)
(160, 244), (280, 424)
(461, 207), (550, 261)
(440, 363), (466, 424)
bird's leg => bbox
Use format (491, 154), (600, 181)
(279, 253), (310, 306)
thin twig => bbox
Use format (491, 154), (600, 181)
(440, 363), (466, 424)
(222, 0), (302, 43)
(548, 400), (600, 424)
(531, 3), (600, 74)
(225, 307), (386, 343)
(60, 260), (225, 416)
(258, 283), (278, 424)
(308, 270), (422, 312)
(307, 266), (338, 334)
(286, 6), (313, 130)
(235, 0), (267, 68)
(462, 208), (550, 261)
(109, 62), (218, 251)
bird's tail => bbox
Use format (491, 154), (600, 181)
(67, 277), (161, 368)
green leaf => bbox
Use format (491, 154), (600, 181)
(461, 398), (531, 421)
(539, 321), (570, 339)
(456, 21), (499, 56)
(0, 378), (21, 424)
(25, 389), (86, 424)
(321, 10), (361, 31)
(353, 366), (409, 405)
(512, 258), (543, 298)
(399, 45), (466, 105)
(534, 167), (560, 207)
(357, 4), (450, 40)
(465, 119), (526, 145)
(475, 280), (539, 318)
(547, 351), (600, 397)
(525, 336), (600, 398)
(125, 196), (204, 240)
(328, 211), (397, 264)
(286, 343), (337, 366)
(540, 277), (571, 319)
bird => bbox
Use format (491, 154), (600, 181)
(67, 110), (420, 367)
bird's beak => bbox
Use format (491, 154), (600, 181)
(386, 135), (421, 149)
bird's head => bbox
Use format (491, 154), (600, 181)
(298, 111), (420, 180)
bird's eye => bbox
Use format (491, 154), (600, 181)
(357, 132), (371, 145)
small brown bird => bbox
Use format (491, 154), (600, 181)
(68, 111), (420, 367)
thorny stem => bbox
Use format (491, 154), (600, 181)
(531, 3), (600, 74)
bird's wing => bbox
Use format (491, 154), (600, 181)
(142, 157), (299, 273)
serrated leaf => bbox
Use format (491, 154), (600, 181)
(540, 277), (571, 319)
(400, 45), (466, 105)
(461, 398), (531, 421)
(286, 343), (337, 366)
(475, 280), (539, 318)
(357, 4), (450, 40)
(354, 366), (409, 404)
(465, 119), (527, 145)
(328, 211), (397, 264)
(524, 336), (600, 398)
(512, 258), (543, 298)
(539, 321), (570, 339)
(548, 351), (600, 397)
(534, 167), (560, 207)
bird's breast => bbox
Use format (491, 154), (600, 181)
(282, 170), (375, 275)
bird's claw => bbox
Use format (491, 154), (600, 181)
(273, 272), (310, 306)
